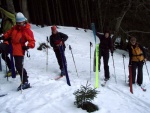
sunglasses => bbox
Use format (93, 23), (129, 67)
(16, 22), (24, 25)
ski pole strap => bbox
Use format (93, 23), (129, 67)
(27, 50), (30, 58)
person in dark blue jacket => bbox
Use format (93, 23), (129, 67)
(50, 26), (68, 76)
(96, 30), (113, 81)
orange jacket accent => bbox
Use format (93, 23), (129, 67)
(3, 23), (35, 56)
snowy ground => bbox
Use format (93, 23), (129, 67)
(0, 25), (150, 113)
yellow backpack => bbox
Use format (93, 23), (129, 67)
(131, 44), (144, 61)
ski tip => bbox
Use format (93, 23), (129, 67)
(0, 94), (7, 97)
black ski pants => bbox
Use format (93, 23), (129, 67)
(100, 49), (110, 79)
(14, 56), (28, 84)
(132, 61), (144, 85)
(54, 47), (66, 70)
(0, 43), (11, 69)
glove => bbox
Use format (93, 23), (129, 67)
(22, 46), (29, 50)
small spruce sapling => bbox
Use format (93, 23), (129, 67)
(73, 82), (99, 112)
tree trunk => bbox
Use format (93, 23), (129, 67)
(6, 0), (15, 13)
(58, 0), (64, 25)
(112, 0), (131, 43)
(20, 0), (30, 21)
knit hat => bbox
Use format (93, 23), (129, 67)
(51, 26), (57, 31)
(16, 12), (27, 22)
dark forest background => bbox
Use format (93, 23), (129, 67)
(1, 0), (150, 59)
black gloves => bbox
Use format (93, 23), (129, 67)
(22, 46), (29, 50)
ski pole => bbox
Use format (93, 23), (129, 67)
(21, 57), (24, 94)
(21, 51), (30, 94)
(144, 61), (150, 81)
(0, 54), (2, 71)
(69, 45), (79, 77)
(90, 42), (93, 80)
(5, 54), (8, 81)
(122, 54), (126, 83)
(112, 55), (117, 83)
(46, 36), (49, 71)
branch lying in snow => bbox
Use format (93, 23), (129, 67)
(126, 30), (150, 34)
(120, 27), (150, 35)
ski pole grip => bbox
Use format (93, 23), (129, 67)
(27, 50), (30, 58)
(47, 36), (49, 42)
(90, 42), (93, 47)
(122, 54), (126, 58)
(69, 45), (72, 50)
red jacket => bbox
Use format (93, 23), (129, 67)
(4, 23), (35, 56)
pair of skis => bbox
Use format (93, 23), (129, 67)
(91, 23), (99, 88)
(129, 65), (146, 93)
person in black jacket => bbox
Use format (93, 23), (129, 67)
(50, 26), (68, 76)
(96, 30), (113, 81)
(128, 36), (146, 86)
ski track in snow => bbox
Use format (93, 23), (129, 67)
(0, 25), (150, 113)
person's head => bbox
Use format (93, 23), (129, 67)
(51, 25), (57, 34)
(16, 12), (27, 26)
(104, 30), (110, 38)
(130, 36), (137, 45)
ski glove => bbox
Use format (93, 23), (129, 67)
(22, 46), (29, 50)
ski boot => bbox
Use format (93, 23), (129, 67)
(17, 82), (31, 91)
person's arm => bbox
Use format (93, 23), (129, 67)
(0, 7), (16, 25)
(3, 27), (13, 39)
(96, 32), (103, 39)
(50, 36), (54, 47)
(24, 29), (35, 48)
(59, 32), (68, 41)
(139, 44), (146, 59)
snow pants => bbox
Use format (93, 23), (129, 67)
(54, 47), (66, 70)
(0, 43), (11, 69)
(132, 61), (144, 85)
(14, 56), (28, 84)
(99, 49), (110, 79)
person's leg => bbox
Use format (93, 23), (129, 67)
(137, 61), (144, 85)
(2, 53), (11, 70)
(1, 43), (11, 69)
(54, 49), (63, 69)
(103, 52), (110, 79)
(14, 56), (28, 84)
(132, 62), (137, 84)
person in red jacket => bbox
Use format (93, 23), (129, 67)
(0, 12), (35, 91)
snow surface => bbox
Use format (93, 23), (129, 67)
(0, 25), (150, 113)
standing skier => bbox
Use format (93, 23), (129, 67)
(0, 6), (15, 76)
(50, 26), (68, 76)
(96, 30), (113, 81)
(128, 36), (146, 86)
(0, 12), (35, 90)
